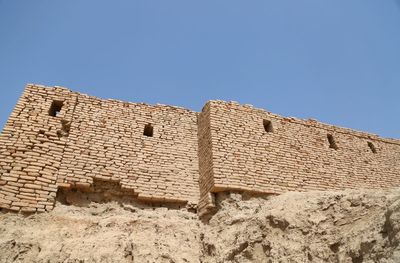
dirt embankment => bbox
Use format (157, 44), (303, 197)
(0, 188), (399, 263)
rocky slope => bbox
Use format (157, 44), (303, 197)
(0, 188), (399, 263)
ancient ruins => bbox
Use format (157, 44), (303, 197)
(0, 84), (399, 215)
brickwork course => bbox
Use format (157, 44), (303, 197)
(0, 84), (399, 214)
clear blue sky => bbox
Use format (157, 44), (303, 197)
(0, 1), (399, 138)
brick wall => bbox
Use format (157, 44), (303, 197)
(0, 85), (399, 214)
(0, 86), (76, 212)
(58, 90), (200, 204)
(197, 102), (216, 214)
(0, 85), (199, 212)
(198, 100), (400, 213)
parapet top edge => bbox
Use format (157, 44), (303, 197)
(25, 84), (399, 144)
(204, 100), (400, 145)
(26, 84), (197, 114)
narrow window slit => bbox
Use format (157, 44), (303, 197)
(263, 119), (273, 133)
(327, 134), (338, 150)
(144, 123), (153, 137)
(368, 142), (377, 153)
(49, 100), (64, 117)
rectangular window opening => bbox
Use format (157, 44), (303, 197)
(368, 142), (377, 154)
(263, 119), (273, 133)
(327, 134), (338, 150)
(49, 100), (64, 117)
(144, 123), (153, 137)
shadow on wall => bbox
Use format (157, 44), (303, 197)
(56, 179), (197, 213)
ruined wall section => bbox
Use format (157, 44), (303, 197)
(0, 85), (77, 212)
(1, 85), (399, 214)
(203, 101), (400, 204)
(0, 85), (200, 212)
(57, 92), (200, 204)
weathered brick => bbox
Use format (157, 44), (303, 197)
(0, 84), (399, 215)
(24, 183), (42, 190)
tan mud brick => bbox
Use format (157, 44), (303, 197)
(0, 84), (399, 215)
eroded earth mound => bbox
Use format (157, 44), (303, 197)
(0, 188), (399, 263)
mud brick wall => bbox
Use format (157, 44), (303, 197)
(197, 103), (215, 214)
(198, 100), (400, 212)
(0, 85), (77, 212)
(57, 92), (200, 204)
(0, 85), (200, 212)
(0, 85), (399, 213)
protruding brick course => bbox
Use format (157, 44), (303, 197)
(0, 84), (399, 214)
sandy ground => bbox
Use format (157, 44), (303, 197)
(0, 188), (399, 262)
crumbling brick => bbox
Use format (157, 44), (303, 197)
(0, 84), (399, 215)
